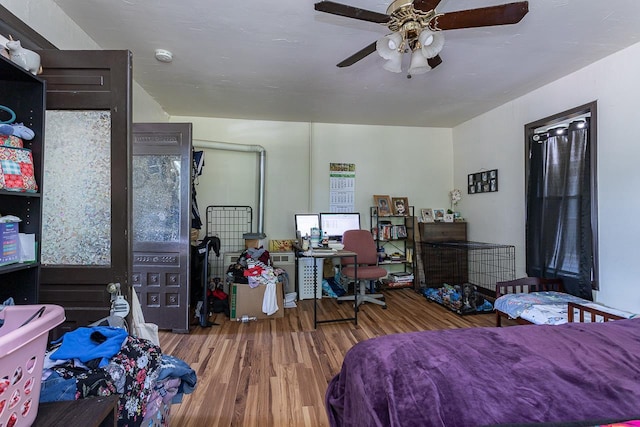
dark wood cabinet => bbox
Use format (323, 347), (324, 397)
(418, 222), (468, 288)
(0, 56), (45, 304)
(418, 222), (467, 243)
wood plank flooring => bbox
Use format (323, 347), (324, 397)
(159, 288), (496, 427)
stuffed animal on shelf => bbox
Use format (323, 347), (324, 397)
(0, 123), (34, 140)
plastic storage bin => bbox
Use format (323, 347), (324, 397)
(297, 257), (323, 300)
(0, 304), (65, 427)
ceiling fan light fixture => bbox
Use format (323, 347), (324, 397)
(314, 0), (530, 76)
(419, 30), (445, 59)
(382, 53), (403, 73)
(376, 33), (404, 60)
(407, 49), (431, 75)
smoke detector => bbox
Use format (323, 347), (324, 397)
(154, 49), (173, 63)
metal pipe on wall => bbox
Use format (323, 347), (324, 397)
(192, 139), (266, 237)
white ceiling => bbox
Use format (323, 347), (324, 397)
(52, 0), (640, 128)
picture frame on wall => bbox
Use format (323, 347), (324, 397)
(468, 169), (499, 194)
(374, 195), (392, 216)
(391, 197), (409, 216)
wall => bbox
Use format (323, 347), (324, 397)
(172, 117), (453, 241)
(453, 42), (640, 312)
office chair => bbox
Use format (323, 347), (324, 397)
(337, 229), (387, 309)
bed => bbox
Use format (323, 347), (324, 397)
(325, 304), (640, 427)
(494, 277), (637, 326)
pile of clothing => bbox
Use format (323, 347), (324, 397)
(41, 326), (196, 427)
(422, 283), (493, 314)
(225, 247), (289, 317)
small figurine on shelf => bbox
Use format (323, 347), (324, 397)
(5, 37), (42, 76)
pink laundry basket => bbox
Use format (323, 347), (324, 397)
(0, 304), (65, 427)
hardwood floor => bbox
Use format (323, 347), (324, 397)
(159, 288), (496, 427)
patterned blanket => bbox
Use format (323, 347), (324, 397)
(494, 291), (636, 325)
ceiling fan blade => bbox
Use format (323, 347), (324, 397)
(413, 0), (442, 12)
(432, 1), (528, 30)
(314, 1), (390, 24)
(337, 42), (377, 68)
(427, 55), (442, 69)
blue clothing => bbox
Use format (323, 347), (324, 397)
(39, 372), (76, 403)
(157, 354), (197, 403)
(0, 297), (14, 326)
(50, 326), (128, 368)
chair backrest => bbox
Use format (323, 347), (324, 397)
(341, 229), (378, 265)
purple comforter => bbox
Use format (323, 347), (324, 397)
(325, 318), (640, 426)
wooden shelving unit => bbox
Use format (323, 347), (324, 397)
(0, 55), (45, 304)
(371, 206), (416, 289)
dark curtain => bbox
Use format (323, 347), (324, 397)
(526, 119), (593, 299)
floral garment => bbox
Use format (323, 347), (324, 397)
(52, 335), (162, 427)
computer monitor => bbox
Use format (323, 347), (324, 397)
(319, 212), (361, 241)
(294, 213), (319, 238)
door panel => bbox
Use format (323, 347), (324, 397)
(37, 50), (132, 336)
(132, 123), (192, 333)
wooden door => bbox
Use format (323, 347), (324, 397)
(37, 50), (132, 336)
(132, 123), (193, 333)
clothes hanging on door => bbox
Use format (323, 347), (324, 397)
(191, 150), (204, 229)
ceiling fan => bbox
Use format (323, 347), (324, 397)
(314, 0), (529, 76)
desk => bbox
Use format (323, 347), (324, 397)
(299, 249), (358, 328)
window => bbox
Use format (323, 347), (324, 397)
(524, 102), (598, 298)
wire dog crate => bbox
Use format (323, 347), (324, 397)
(206, 205), (253, 280)
(421, 241), (516, 295)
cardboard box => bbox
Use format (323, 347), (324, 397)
(230, 281), (284, 321)
(0, 222), (19, 266)
(269, 239), (295, 252)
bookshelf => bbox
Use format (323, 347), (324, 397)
(370, 206), (415, 289)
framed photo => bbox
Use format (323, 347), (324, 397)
(421, 208), (434, 223)
(395, 225), (407, 238)
(444, 213), (454, 223)
(391, 197), (409, 216)
(374, 195), (392, 216)
(433, 209), (445, 222)
(468, 169), (499, 194)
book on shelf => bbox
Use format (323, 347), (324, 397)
(377, 223), (407, 240)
